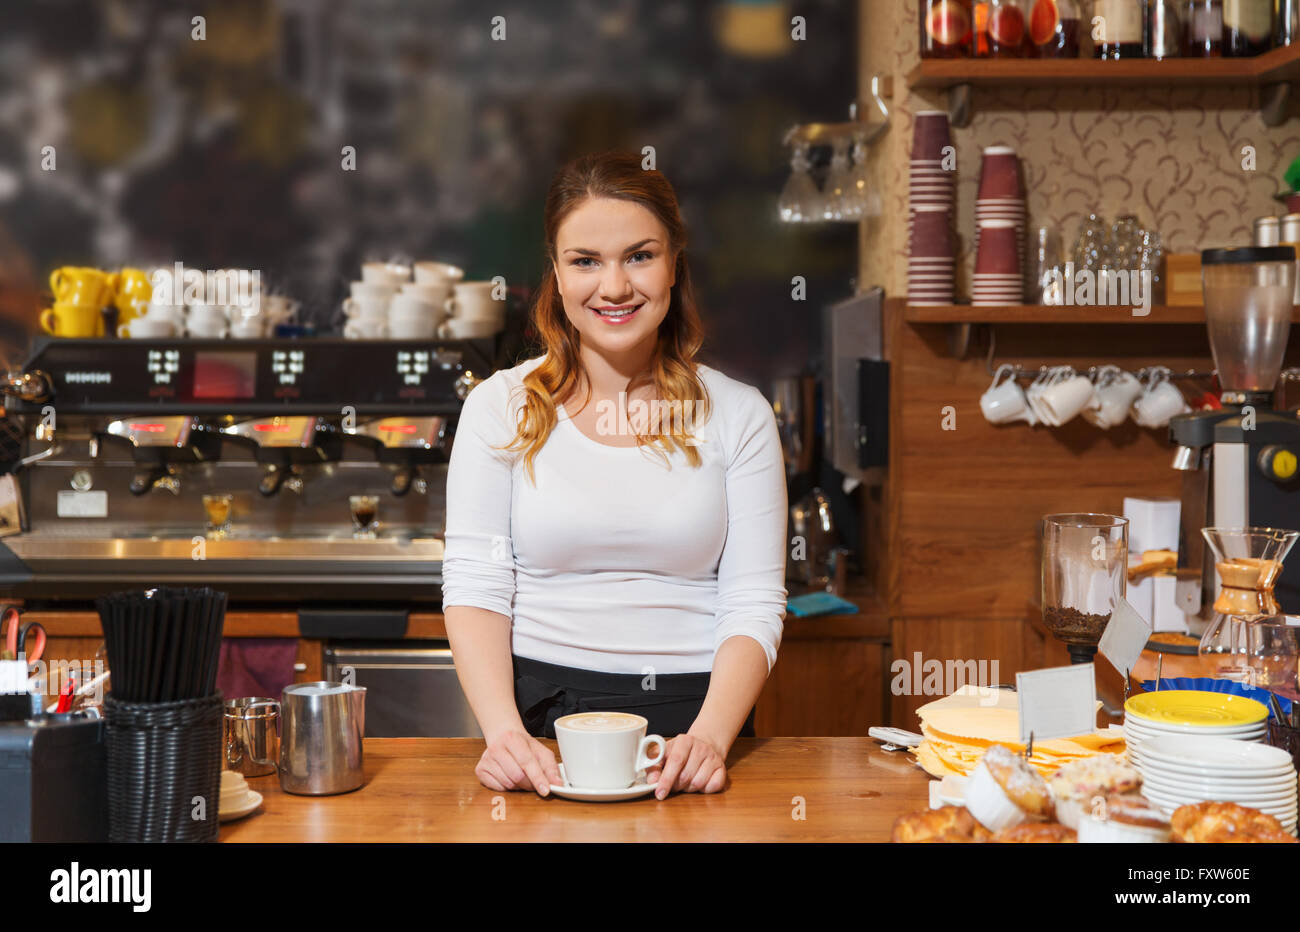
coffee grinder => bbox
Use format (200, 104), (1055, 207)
(1170, 246), (1300, 632)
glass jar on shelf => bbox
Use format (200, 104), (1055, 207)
(1028, 0), (1081, 56)
(921, 0), (974, 58)
(1277, 0), (1300, 48)
(988, 0), (1029, 56)
(1094, 0), (1147, 58)
(973, 0), (992, 55)
(1224, 0), (1273, 55)
(1146, 0), (1184, 58)
(1185, 0), (1225, 55)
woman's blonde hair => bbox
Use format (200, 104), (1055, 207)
(496, 149), (711, 485)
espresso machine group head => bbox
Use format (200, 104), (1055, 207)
(1170, 246), (1300, 629)
(101, 416), (223, 495)
(343, 416), (448, 497)
(222, 416), (342, 496)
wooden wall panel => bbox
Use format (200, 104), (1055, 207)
(888, 617), (1030, 727)
(756, 639), (886, 736)
(882, 301), (1300, 618)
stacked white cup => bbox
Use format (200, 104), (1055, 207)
(343, 280), (398, 339)
(439, 281), (506, 339)
(119, 301), (184, 338)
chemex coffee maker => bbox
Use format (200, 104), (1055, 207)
(1170, 246), (1300, 633)
(0, 337), (490, 604)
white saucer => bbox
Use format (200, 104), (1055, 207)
(218, 790), (264, 822)
(548, 764), (659, 802)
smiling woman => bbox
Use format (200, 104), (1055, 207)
(440, 150), (789, 800)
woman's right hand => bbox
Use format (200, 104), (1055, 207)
(475, 728), (563, 796)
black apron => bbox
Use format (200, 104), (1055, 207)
(512, 655), (757, 739)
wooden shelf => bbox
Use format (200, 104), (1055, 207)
(907, 43), (1300, 126)
(907, 42), (1300, 89)
(904, 304), (1219, 324)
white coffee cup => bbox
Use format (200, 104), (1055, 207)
(119, 315), (176, 338)
(445, 282), (504, 323)
(437, 317), (498, 339)
(1133, 369), (1189, 428)
(388, 315), (437, 339)
(401, 281), (452, 302)
(413, 261), (465, 285)
(553, 712), (666, 789)
(344, 317), (387, 339)
(1084, 366), (1143, 429)
(1038, 371), (1095, 426)
(230, 317), (265, 339)
(1024, 367), (1061, 425)
(351, 280), (396, 301)
(142, 300), (187, 329)
(343, 296), (390, 319)
(187, 304), (230, 339)
(361, 263), (407, 287)
(389, 293), (438, 320)
(980, 364), (1034, 425)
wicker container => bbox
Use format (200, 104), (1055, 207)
(1267, 718), (1300, 773)
(105, 693), (223, 843)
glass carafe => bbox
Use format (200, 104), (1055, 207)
(1042, 514), (1129, 664)
(1198, 527), (1299, 682)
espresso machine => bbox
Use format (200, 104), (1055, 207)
(1170, 246), (1300, 632)
(0, 337), (491, 604)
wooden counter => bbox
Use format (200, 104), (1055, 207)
(219, 737), (931, 842)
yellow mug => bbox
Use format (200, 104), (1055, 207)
(40, 302), (105, 338)
(111, 267), (152, 315)
(49, 266), (112, 308)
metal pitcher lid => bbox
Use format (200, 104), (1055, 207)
(284, 681), (363, 696)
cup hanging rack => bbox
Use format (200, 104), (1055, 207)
(781, 75), (892, 148)
(779, 76), (891, 224)
(984, 329), (1216, 381)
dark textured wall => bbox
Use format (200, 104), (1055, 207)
(0, 0), (859, 392)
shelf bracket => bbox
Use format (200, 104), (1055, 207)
(946, 322), (973, 359)
(1260, 82), (1291, 127)
(948, 83), (972, 129)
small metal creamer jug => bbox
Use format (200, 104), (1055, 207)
(224, 696), (279, 778)
(246, 681), (366, 796)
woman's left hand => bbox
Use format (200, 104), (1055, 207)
(648, 731), (727, 799)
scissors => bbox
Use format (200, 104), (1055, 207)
(2, 605), (45, 664)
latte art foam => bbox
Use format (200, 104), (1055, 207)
(558, 712), (644, 732)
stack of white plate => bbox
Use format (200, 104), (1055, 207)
(1124, 690), (1268, 764)
(1136, 735), (1297, 835)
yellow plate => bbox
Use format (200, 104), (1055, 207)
(1125, 690), (1269, 727)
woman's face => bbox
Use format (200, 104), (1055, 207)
(553, 196), (676, 361)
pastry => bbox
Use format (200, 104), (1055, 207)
(1171, 801), (1298, 844)
(992, 822), (1077, 843)
(891, 805), (992, 843)
(1078, 794), (1171, 843)
(965, 743), (1055, 833)
(1048, 756), (1143, 829)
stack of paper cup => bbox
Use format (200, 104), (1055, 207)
(909, 111), (955, 306)
(974, 146), (1025, 303)
(972, 219), (1022, 305)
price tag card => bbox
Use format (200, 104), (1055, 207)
(1099, 596), (1152, 681)
(1016, 664), (1097, 743)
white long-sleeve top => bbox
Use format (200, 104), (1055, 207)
(440, 353), (788, 675)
